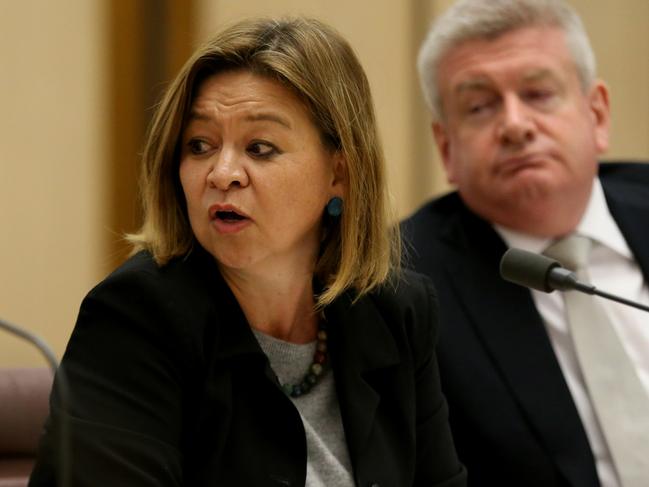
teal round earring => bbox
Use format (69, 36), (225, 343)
(326, 197), (343, 217)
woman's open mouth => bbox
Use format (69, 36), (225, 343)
(215, 210), (246, 222)
(209, 205), (251, 234)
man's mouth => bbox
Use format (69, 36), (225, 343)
(496, 153), (546, 175)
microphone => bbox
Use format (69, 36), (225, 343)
(500, 248), (649, 313)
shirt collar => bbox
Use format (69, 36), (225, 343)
(576, 178), (631, 259)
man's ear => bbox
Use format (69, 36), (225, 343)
(433, 121), (458, 184)
(589, 80), (611, 155)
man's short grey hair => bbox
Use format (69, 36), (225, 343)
(417, 0), (597, 120)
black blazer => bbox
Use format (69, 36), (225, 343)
(401, 162), (649, 486)
(30, 246), (466, 487)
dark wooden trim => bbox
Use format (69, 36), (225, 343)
(107, 0), (195, 269)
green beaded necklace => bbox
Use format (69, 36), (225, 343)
(281, 317), (329, 398)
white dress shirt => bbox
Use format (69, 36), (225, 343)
(495, 178), (649, 487)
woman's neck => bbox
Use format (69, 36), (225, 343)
(220, 265), (319, 344)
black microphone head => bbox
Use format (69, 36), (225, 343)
(500, 248), (560, 293)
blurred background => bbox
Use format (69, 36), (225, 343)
(1, 0), (648, 367)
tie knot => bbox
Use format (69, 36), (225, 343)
(543, 234), (592, 271)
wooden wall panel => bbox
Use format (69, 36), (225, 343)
(107, 0), (195, 269)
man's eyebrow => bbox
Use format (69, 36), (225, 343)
(455, 78), (493, 95)
(454, 69), (559, 95)
(521, 68), (557, 83)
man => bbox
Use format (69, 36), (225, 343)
(402, 0), (649, 486)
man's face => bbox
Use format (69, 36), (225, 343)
(433, 26), (610, 235)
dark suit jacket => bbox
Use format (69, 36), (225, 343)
(29, 246), (466, 487)
(401, 162), (649, 487)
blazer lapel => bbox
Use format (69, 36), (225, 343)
(441, 208), (596, 485)
(190, 246), (280, 394)
(325, 292), (400, 476)
(602, 173), (649, 279)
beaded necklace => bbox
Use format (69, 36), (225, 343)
(281, 315), (329, 398)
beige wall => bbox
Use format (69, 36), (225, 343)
(1, 0), (648, 366)
(0, 1), (109, 366)
(572, 0), (649, 159)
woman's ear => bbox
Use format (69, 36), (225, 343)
(330, 150), (348, 196)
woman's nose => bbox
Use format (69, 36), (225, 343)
(497, 95), (536, 147)
(206, 150), (249, 191)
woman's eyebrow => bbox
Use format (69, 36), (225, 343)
(186, 109), (292, 130)
(244, 112), (292, 129)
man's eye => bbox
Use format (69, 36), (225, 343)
(247, 141), (278, 158)
(466, 99), (495, 116)
(525, 89), (555, 103)
(468, 103), (486, 114)
(187, 139), (211, 155)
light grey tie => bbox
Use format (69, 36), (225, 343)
(544, 234), (649, 487)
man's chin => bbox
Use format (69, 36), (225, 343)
(509, 178), (553, 203)
(463, 178), (580, 235)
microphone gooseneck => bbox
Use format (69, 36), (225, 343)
(499, 248), (649, 313)
(0, 317), (59, 373)
(0, 317), (70, 487)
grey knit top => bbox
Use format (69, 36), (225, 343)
(252, 329), (355, 487)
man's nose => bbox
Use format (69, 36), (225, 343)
(497, 95), (536, 147)
(206, 149), (249, 191)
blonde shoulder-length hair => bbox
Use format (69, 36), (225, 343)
(129, 16), (400, 307)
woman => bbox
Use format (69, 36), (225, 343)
(30, 17), (466, 487)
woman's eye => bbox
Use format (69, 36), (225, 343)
(247, 141), (278, 158)
(187, 139), (211, 155)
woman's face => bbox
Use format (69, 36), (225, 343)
(179, 70), (345, 277)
